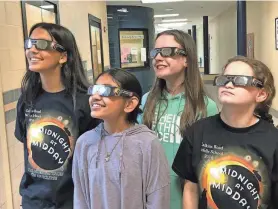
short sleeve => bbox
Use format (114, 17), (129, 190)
(172, 127), (198, 183)
(14, 95), (25, 142)
(271, 141), (278, 208)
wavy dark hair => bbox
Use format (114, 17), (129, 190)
(223, 56), (276, 123)
(96, 68), (142, 123)
(21, 22), (89, 108)
(143, 29), (208, 137)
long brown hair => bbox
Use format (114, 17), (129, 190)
(223, 56), (276, 123)
(143, 30), (208, 137)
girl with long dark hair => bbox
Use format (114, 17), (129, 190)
(15, 22), (99, 209)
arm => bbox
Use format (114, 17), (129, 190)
(14, 96), (25, 142)
(172, 126), (199, 209)
(271, 142), (278, 208)
(183, 180), (199, 209)
(72, 140), (89, 209)
(145, 139), (170, 209)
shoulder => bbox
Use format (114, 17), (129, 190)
(259, 120), (278, 137)
(76, 92), (90, 106)
(16, 94), (24, 110)
(138, 92), (150, 123)
(75, 92), (91, 115)
(132, 124), (157, 138)
(194, 114), (219, 127)
(186, 114), (220, 137)
(76, 125), (101, 149)
(204, 96), (219, 116)
(249, 120), (278, 152)
(140, 92), (150, 108)
(128, 124), (159, 147)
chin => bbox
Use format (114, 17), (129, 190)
(155, 72), (170, 79)
(219, 99), (240, 106)
(28, 67), (40, 72)
(28, 66), (46, 73)
(90, 112), (104, 120)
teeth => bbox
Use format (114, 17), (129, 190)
(93, 104), (101, 107)
(157, 65), (165, 69)
(31, 58), (41, 61)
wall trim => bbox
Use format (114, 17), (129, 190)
(203, 80), (214, 84)
(0, 71), (13, 209)
(3, 88), (21, 105)
(270, 108), (278, 118)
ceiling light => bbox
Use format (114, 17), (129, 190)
(117, 8), (128, 13)
(154, 14), (179, 18)
(162, 18), (188, 23)
(142, 0), (184, 3)
(165, 8), (174, 11)
(158, 22), (187, 27)
(40, 5), (54, 9)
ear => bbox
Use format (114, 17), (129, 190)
(59, 52), (67, 65)
(124, 96), (139, 114)
(183, 57), (188, 68)
(256, 88), (268, 103)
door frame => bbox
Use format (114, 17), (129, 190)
(21, 0), (60, 70)
(21, 0), (60, 39)
(88, 14), (104, 80)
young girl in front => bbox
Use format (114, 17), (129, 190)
(73, 69), (170, 209)
(140, 29), (218, 209)
(173, 56), (278, 209)
(15, 22), (99, 209)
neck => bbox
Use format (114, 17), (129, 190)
(165, 72), (185, 95)
(40, 66), (64, 93)
(220, 105), (258, 128)
(103, 118), (134, 134)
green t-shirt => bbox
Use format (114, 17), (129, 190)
(138, 91), (219, 209)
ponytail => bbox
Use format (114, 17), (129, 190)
(255, 105), (273, 124)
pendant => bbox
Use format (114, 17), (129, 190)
(105, 153), (110, 162)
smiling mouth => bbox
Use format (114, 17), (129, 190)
(156, 65), (167, 69)
(91, 103), (105, 108)
(29, 58), (42, 62)
(221, 91), (234, 95)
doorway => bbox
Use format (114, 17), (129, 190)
(88, 14), (104, 81)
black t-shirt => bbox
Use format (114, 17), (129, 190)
(172, 114), (278, 209)
(15, 90), (99, 209)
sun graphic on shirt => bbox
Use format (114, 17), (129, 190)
(201, 154), (264, 209)
(27, 116), (74, 171)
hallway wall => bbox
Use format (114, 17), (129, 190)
(196, 25), (204, 68)
(59, 1), (110, 79)
(107, 5), (155, 94)
(206, 1), (278, 111)
(247, 1), (278, 110)
(0, 1), (109, 209)
(209, 2), (237, 74)
(0, 2), (25, 209)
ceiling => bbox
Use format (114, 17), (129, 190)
(107, 0), (235, 32)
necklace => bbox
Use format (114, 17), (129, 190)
(102, 133), (122, 162)
(101, 123), (134, 162)
(166, 81), (185, 95)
